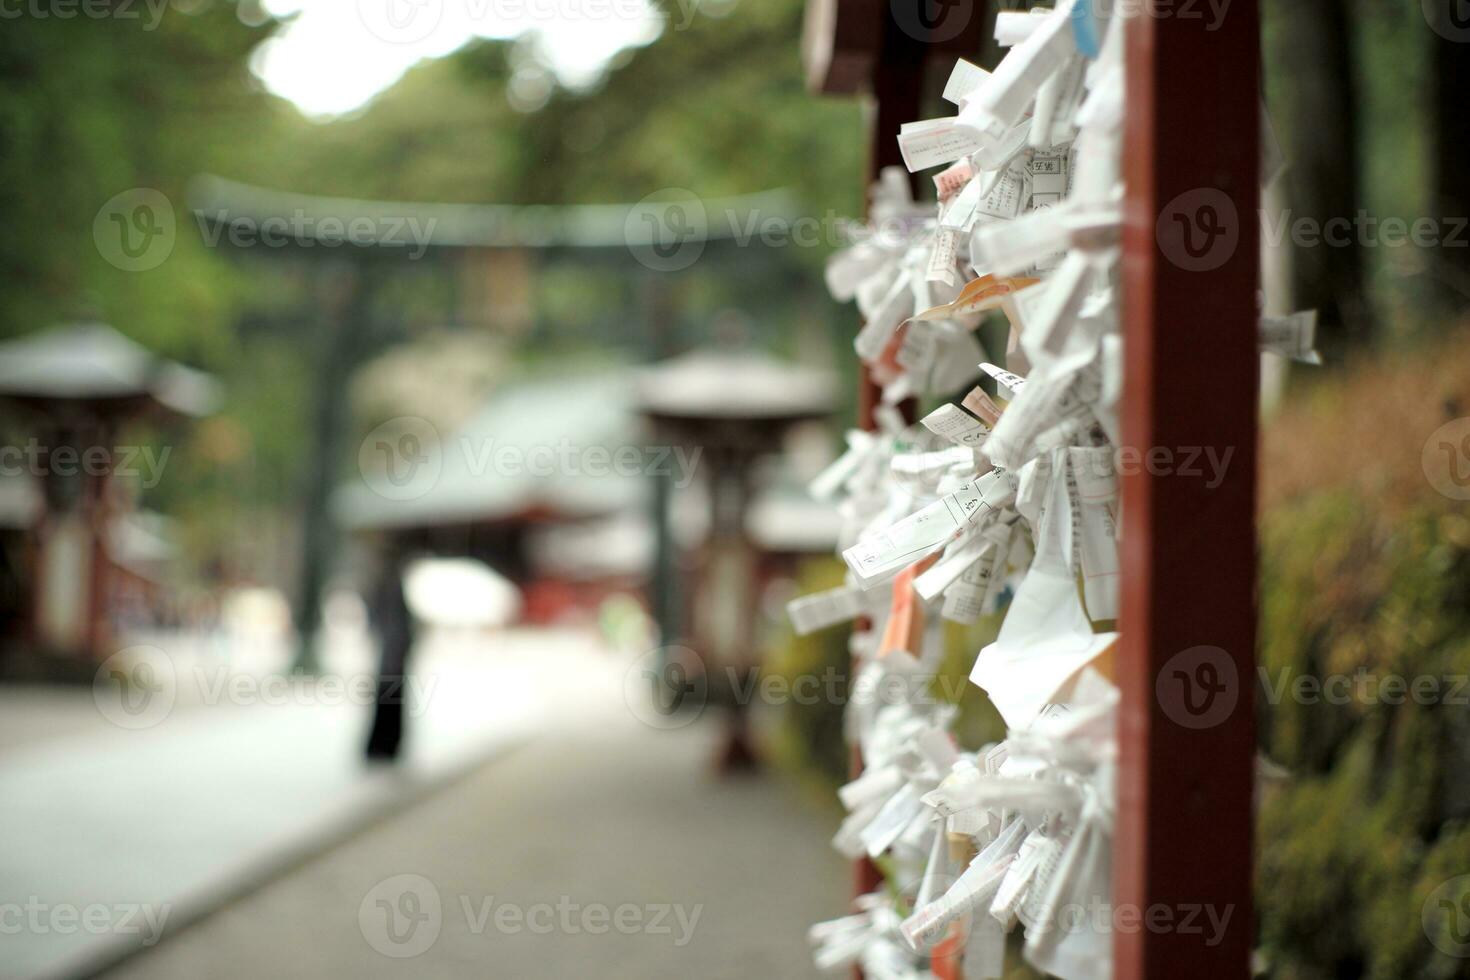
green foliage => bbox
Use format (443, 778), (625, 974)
(0, 3), (286, 353)
(764, 557), (854, 786)
(241, 0), (864, 221)
(1257, 467), (1470, 973)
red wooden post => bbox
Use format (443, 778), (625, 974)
(1117, 2), (1260, 977)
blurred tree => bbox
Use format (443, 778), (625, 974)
(1266, 0), (1369, 360)
(0, 1), (299, 351)
(1428, 0), (1470, 315)
(254, 0), (864, 224)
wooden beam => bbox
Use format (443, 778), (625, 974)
(803, 0), (987, 98)
(1117, 2), (1260, 977)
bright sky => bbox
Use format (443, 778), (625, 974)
(253, 0), (667, 117)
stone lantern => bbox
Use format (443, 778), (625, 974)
(637, 347), (835, 771)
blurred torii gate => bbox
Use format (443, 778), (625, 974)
(804, 0), (1259, 976)
(189, 178), (804, 672)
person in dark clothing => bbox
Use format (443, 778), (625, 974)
(365, 538), (415, 762)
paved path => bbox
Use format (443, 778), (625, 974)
(0, 627), (545, 979)
(98, 632), (849, 980)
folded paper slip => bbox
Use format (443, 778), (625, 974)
(969, 567), (1116, 728)
(911, 275), (1041, 323)
(843, 471), (1018, 588)
(878, 554), (940, 657)
(787, 584), (868, 635)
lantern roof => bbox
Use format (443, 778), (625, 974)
(0, 322), (219, 417)
(636, 348), (836, 425)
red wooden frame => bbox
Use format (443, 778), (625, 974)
(1116, 2), (1259, 976)
(813, 0), (1262, 975)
